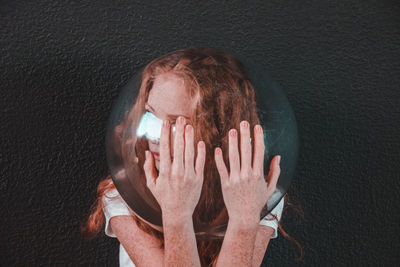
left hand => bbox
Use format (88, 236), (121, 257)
(143, 117), (206, 221)
(214, 120), (281, 225)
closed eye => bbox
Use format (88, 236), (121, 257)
(145, 108), (177, 124)
(145, 103), (190, 124)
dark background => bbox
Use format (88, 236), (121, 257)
(1, 0), (399, 266)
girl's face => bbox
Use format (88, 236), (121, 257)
(145, 72), (196, 171)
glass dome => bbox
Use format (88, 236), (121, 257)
(105, 48), (299, 239)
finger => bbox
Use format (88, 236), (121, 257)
(252, 124), (265, 176)
(144, 150), (157, 189)
(195, 141), (206, 180)
(159, 120), (171, 176)
(266, 155), (281, 193)
(228, 129), (240, 178)
(172, 116), (185, 177)
(240, 120), (252, 174)
(214, 147), (229, 185)
(184, 124), (195, 175)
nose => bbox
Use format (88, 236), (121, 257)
(149, 138), (159, 145)
(147, 137), (175, 157)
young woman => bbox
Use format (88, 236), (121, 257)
(82, 48), (302, 266)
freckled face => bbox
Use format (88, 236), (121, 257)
(146, 72), (195, 170)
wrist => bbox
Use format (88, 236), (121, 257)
(228, 215), (260, 230)
(162, 211), (193, 227)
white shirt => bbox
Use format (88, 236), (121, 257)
(102, 187), (285, 267)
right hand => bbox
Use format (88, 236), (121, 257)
(214, 121), (281, 225)
(143, 116), (206, 220)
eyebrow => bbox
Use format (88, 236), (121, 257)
(145, 103), (191, 121)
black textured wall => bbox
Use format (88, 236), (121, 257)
(1, 1), (399, 266)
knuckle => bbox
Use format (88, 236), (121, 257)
(171, 169), (183, 180)
(146, 181), (152, 188)
(260, 143), (265, 152)
(177, 121), (184, 131)
(232, 179), (240, 186)
(187, 176), (196, 185)
(160, 132), (168, 142)
(252, 170), (263, 180)
(270, 183), (277, 191)
(241, 169), (252, 179)
(275, 166), (281, 173)
(184, 171), (192, 180)
(240, 174), (250, 181)
(159, 170), (168, 178)
(221, 180), (230, 189)
(161, 143), (168, 151)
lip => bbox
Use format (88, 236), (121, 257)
(151, 152), (160, 160)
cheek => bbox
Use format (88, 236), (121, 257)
(147, 129), (175, 156)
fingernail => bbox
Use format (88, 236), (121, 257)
(278, 155), (281, 164)
(145, 151), (148, 159)
(198, 141), (204, 148)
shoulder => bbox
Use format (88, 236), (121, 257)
(110, 215), (164, 266)
(262, 196), (285, 221)
(258, 196), (285, 239)
(102, 183), (135, 237)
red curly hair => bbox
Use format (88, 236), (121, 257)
(82, 48), (304, 266)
